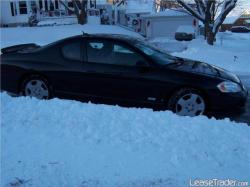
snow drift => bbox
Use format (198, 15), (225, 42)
(1, 93), (250, 187)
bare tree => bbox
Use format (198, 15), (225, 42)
(60, 0), (88, 25)
(155, 0), (182, 11)
(112, 0), (125, 24)
(89, 0), (96, 8)
(177, 0), (238, 45)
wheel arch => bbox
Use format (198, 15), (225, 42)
(18, 71), (53, 95)
(165, 85), (211, 111)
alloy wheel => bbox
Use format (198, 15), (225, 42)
(24, 79), (49, 99)
(175, 93), (205, 117)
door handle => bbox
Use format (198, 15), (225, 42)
(85, 71), (122, 76)
(103, 72), (122, 76)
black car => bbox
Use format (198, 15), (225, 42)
(1, 34), (248, 117)
(175, 32), (194, 41)
(231, 26), (250, 33)
(175, 25), (195, 41)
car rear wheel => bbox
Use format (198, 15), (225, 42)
(21, 76), (51, 99)
(168, 88), (206, 117)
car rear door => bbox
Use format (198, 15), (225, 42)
(48, 38), (90, 99)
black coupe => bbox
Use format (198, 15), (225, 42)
(1, 34), (248, 116)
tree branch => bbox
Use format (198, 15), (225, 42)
(177, 0), (205, 22)
(213, 0), (237, 33)
(59, 0), (74, 12)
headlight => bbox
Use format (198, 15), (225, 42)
(217, 81), (242, 93)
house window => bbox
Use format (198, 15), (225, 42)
(45, 0), (48, 11)
(49, 1), (54, 11)
(68, 1), (73, 8)
(55, 0), (59, 9)
(30, 1), (37, 13)
(39, 0), (43, 9)
(19, 1), (27, 14)
(10, 2), (15, 16)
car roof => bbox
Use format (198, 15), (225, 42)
(63, 33), (143, 44)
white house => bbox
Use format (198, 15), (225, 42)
(0, 0), (74, 26)
(140, 9), (198, 38)
(0, 0), (110, 26)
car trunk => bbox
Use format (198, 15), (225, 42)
(1, 43), (41, 54)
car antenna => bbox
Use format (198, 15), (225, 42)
(82, 31), (89, 36)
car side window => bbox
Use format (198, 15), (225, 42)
(62, 41), (82, 61)
(87, 39), (146, 66)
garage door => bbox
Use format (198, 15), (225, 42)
(151, 17), (193, 38)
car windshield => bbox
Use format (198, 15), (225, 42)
(135, 41), (177, 65)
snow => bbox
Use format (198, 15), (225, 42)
(126, 0), (154, 14)
(1, 92), (250, 186)
(169, 32), (250, 74)
(37, 17), (78, 26)
(223, 16), (239, 24)
(0, 24), (142, 49)
(143, 9), (189, 18)
(149, 37), (188, 53)
(176, 25), (195, 34)
(88, 16), (101, 25)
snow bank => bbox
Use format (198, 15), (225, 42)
(1, 93), (250, 187)
(37, 18), (78, 26)
(0, 24), (142, 49)
(172, 32), (250, 74)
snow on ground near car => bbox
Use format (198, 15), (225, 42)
(171, 32), (250, 75)
(1, 93), (250, 187)
(0, 24), (142, 49)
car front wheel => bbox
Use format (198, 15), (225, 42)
(168, 88), (206, 117)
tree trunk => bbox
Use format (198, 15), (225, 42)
(205, 23), (215, 45)
(207, 30), (215, 45)
(77, 11), (87, 24)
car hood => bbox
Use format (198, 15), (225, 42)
(166, 57), (240, 83)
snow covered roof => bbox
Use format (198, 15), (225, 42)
(223, 16), (239, 24)
(126, 10), (151, 14)
(176, 25), (195, 34)
(125, 0), (153, 14)
(142, 9), (190, 18)
(223, 10), (250, 24)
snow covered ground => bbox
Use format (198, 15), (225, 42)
(169, 32), (250, 75)
(1, 93), (250, 187)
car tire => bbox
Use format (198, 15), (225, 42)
(21, 75), (52, 99)
(168, 88), (206, 117)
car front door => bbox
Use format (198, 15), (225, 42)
(82, 38), (165, 106)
